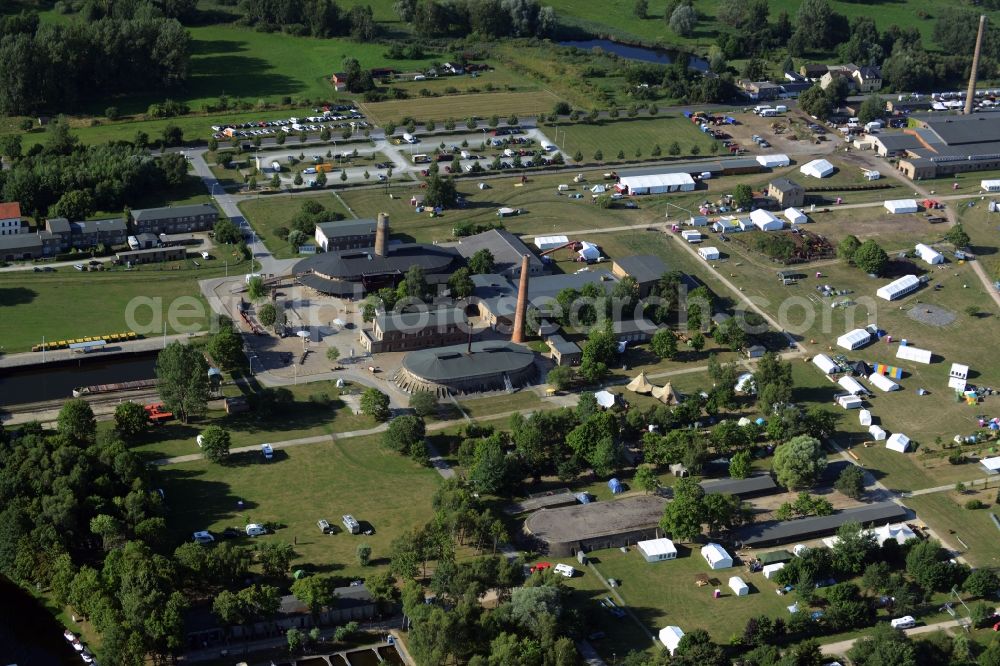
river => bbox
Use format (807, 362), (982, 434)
(0, 351), (158, 406)
(559, 38), (709, 71)
(0, 574), (80, 665)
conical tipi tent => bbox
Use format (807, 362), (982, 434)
(626, 371), (654, 394)
(652, 382), (679, 405)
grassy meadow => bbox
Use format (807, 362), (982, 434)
(238, 191), (354, 259)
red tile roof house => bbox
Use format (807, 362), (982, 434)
(0, 201), (23, 235)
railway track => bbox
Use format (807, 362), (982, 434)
(3, 387), (163, 421)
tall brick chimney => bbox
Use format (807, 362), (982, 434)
(511, 254), (530, 344)
(966, 15), (987, 115)
(374, 212), (389, 257)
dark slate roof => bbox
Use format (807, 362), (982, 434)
(546, 334), (581, 355)
(922, 115), (1000, 146)
(736, 501), (908, 547)
(131, 203), (217, 222)
(72, 218), (127, 234)
(376, 306), (466, 333)
(699, 474), (778, 497)
(524, 495), (667, 544)
(614, 255), (667, 284)
(455, 229), (543, 274)
(613, 318), (660, 336)
(295, 243), (458, 281)
(770, 178), (802, 193)
(875, 134), (924, 152)
(315, 219), (377, 238)
(780, 82), (812, 93)
(46, 217), (70, 234)
(0, 233), (42, 251)
(402, 341), (535, 382)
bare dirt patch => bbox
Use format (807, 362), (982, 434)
(907, 303), (957, 327)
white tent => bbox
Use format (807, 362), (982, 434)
(793, 544), (810, 557)
(762, 562), (785, 579)
(981, 456), (1000, 474)
(869, 424), (887, 440)
(619, 173), (695, 195)
(837, 328), (872, 350)
(735, 372), (755, 393)
(729, 576), (749, 596)
(838, 375), (868, 395)
(896, 345), (933, 364)
(737, 217), (754, 231)
(750, 209), (783, 231)
(712, 218), (739, 233)
(698, 246), (720, 260)
(594, 390), (616, 408)
(876, 274), (920, 301)
(871, 523), (917, 547)
(659, 626), (685, 655)
(757, 154), (790, 168)
(982, 179), (1000, 192)
(859, 409), (872, 426)
(886, 432), (911, 452)
(868, 372), (900, 392)
(701, 543), (733, 570)
(577, 241), (600, 261)
(590, 184), (607, 194)
(915, 243), (944, 265)
(627, 371), (654, 394)
(884, 199), (918, 214)
(838, 394), (863, 409)
(784, 207), (808, 225)
(638, 538), (677, 562)
(534, 235), (568, 251)
(812, 354), (838, 374)
(800, 158), (835, 178)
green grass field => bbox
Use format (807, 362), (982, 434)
(903, 492), (1000, 568)
(359, 90), (562, 125)
(554, 115), (719, 160)
(238, 191), (354, 258)
(159, 433), (441, 578)
(0, 260), (252, 352)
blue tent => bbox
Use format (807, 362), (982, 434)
(608, 478), (623, 494)
(576, 492), (593, 504)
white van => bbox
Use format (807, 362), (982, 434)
(246, 523), (267, 537)
(554, 563), (575, 577)
(760, 109), (778, 117)
(775, 105), (788, 113)
(890, 616), (916, 630)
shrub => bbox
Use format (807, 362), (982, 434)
(965, 499), (986, 510)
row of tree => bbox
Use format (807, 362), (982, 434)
(393, 0), (555, 39)
(238, 0), (376, 39)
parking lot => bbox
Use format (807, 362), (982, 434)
(210, 104), (369, 142)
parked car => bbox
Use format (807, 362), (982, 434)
(192, 530), (215, 544)
(221, 527), (241, 539)
(261, 443), (274, 460)
(529, 562), (552, 573)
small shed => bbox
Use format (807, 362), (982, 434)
(915, 243), (944, 265)
(800, 159), (835, 178)
(681, 230), (703, 243)
(869, 424), (887, 440)
(859, 409), (872, 426)
(659, 626), (685, 656)
(886, 433), (911, 453)
(896, 344), (932, 364)
(762, 562), (786, 579)
(698, 246), (720, 260)
(729, 576), (749, 596)
(982, 179), (1000, 192)
(837, 328), (872, 350)
(949, 363), (969, 391)
(687, 215), (709, 227)
(638, 538), (678, 562)
(868, 372), (900, 392)
(838, 394), (863, 409)
(884, 199), (918, 214)
(746, 345), (766, 359)
(784, 207), (808, 225)
(812, 354), (838, 374)
(701, 543), (733, 570)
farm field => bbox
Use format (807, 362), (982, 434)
(238, 191), (354, 259)
(0, 261), (251, 352)
(554, 115), (719, 161)
(359, 90), (562, 125)
(903, 492), (1000, 568)
(159, 433), (441, 579)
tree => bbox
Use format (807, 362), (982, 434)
(247, 276), (266, 301)
(732, 183), (754, 210)
(382, 415), (426, 456)
(214, 217), (241, 244)
(114, 402), (149, 441)
(257, 542), (294, 578)
(57, 399), (96, 445)
(634, 465), (659, 494)
(361, 388), (391, 421)
(837, 234), (862, 263)
(357, 543), (373, 567)
(161, 124), (184, 147)
(669, 4), (697, 36)
(258, 303), (277, 328)
(208, 324), (244, 370)
(853, 239), (889, 275)
(772, 435), (827, 490)
(945, 224), (971, 249)
(468, 248), (495, 274)
(835, 465), (865, 499)
(287, 627), (304, 653)
(832, 521), (876, 575)
(633, 0), (647, 18)
(729, 450), (753, 479)
(847, 622), (917, 666)
(291, 575), (338, 615)
(448, 267), (474, 298)
(200, 426), (231, 463)
(857, 95), (885, 124)
(798, 84), (833, 120)
(424, 173), (457, 208)
(650, 329), (678, 360)
(964, 568), (1000, 598)
(659, 478), (705, 542)
(546, 365), (574, 391)
(156, 342), (210, 423)
(690, 332), (705, 352)
(408, 391), (438, 418)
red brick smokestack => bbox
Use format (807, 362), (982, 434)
(511, 254), (530, 343)
(966, 15), (987, 115)
(374, 212), (389, 257)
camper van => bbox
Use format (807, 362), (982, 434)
(402, 132), (419, 144)
(760, 108), (779, 117)
(411, 154), (431, 164)
(890, 616), (916, 630)
(754, 105), (773, 115)
(342, 515), (361, 534)
(774, 105), (788, 113)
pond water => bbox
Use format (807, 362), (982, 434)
(0, 574), (79, 665)
(0, 351), (158, 406)
(559, 39), (709, 71)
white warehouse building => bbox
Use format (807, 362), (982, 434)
(618, 173), (695, 195)
(876, 275), (920, 301)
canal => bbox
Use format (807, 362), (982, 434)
(0, 351), (158, 406)
(559, 38), (709, 71)
(0, 574), (80, 665)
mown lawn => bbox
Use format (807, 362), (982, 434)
(159, 433), (441, 578)
(359, 90), (562, 125)
(554, 115), (719, 161)
(903, 492), (1000, 568)
(238, 191), (354, 259)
